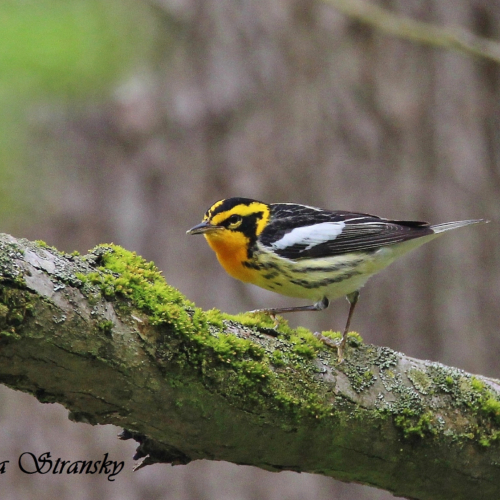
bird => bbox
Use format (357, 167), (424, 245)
(187, 197), (487, 361)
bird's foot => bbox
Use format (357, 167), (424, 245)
(249, 308), (282, 328)
(314, 331), (347, 363)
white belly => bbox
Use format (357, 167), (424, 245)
(252, 234), (438, 302)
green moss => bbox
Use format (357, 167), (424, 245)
(319, 329), (341, 342)
(30, 240), (59, 254)
(97, 320), (114, 335)
(479, 436), (491, 447)
(394, 409), (436, 439)
(423, 368), (500, 445)
(470, 382), (500, 428)
(73, 245), (336, 419)
(292, 343), (316, 358)
(0, 329), (21, 340)
(204, 308), (225, 328)
(0, 287), (35, 337)
(288, 327), (324, 358)
(373, 362), (442, 442)
(471, 377), (485, 391)
(230, 311), (277, 328)
(478, 430), (500, 447)
(270, 350), (286, 367)
(346, 331), (363, 346)
(482, 397), (500, 424)
(67, 243), (500, 439)
(0, 303), (8, 326)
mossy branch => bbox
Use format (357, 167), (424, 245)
(0, 233), (499, 500)
(324, 0), (500, 64)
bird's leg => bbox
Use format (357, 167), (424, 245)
(251, 293), (359, 362)
(313, 291), (359, 362)
(337, 291), (359, 362)
(250, 297), (329, 316)
(250, 298), (329, 327)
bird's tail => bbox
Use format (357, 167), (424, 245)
(431, 219), (489, 234)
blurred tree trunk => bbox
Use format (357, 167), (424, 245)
(22, 1), (500, 499)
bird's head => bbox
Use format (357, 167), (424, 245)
(187, 197), (270, 253)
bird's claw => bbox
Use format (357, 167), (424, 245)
(314, 331), (346, 363)
(249, 309), (281, 328)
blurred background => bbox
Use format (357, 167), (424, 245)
(0, 0), (499, 498)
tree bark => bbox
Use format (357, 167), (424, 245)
(0, 233), (499, 500)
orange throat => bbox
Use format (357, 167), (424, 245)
(204, 231), (256, 283)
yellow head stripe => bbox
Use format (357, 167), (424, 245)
(211, 202), (270, 235)
(204, 200), (224, 221)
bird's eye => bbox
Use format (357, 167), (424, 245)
(226, 214), (243, 228)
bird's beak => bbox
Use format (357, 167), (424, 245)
(186, 221), (221, 235)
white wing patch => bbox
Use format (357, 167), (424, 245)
(271, 222), (346, 250)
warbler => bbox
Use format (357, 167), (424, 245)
(187, 197), (487, 360)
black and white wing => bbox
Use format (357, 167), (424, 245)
(259, 204), (433, 260)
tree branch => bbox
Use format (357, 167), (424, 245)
(0, 233), (499, 500)
(324, 0), (500, 64)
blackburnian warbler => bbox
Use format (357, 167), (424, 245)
(187, 197), (487, 360)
